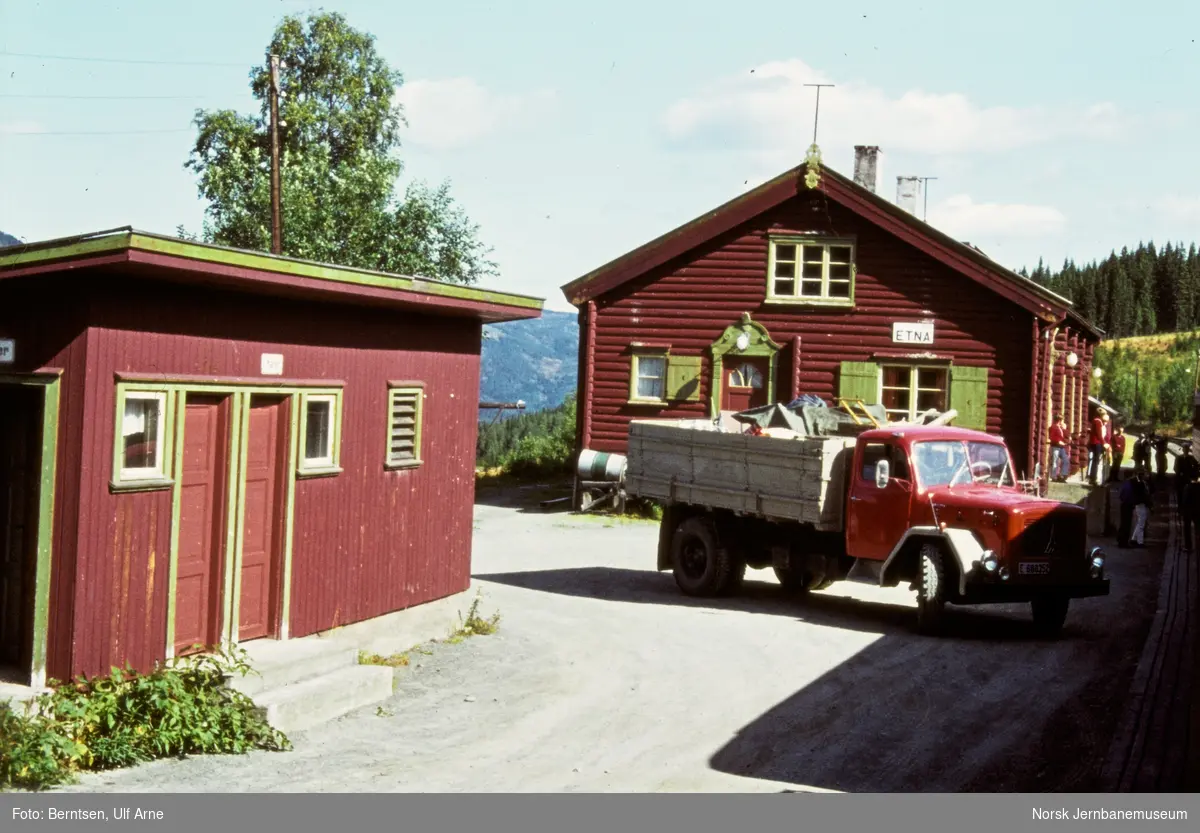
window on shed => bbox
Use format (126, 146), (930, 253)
(119, 391), (167, 480)
(386, 386), (424, 469)
(297, 390), (343, 476)
(767, 238), (856, 305)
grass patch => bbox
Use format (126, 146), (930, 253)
(358, 650), (410, 668)
(446, 591), (501, 644)
(0, 645), (289, 791)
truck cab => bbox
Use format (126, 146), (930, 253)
(844, 425), (1109, 632)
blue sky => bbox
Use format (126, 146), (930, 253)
(1, 1), (1197, 312)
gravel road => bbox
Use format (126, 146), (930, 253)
(57, 486), (1163, 793)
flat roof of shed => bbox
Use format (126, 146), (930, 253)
(0, 227), (544, 324)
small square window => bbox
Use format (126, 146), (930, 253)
(633, 355), (667, 402)
(120, 392), (166, 479)
(767, 238), (856, 304)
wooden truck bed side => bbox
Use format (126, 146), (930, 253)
(625, 419), (858, 532)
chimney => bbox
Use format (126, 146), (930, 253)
(896, 176), (922, 215)
(853, 145), (880, 193)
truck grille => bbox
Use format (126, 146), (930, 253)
(1016, 513), (1085, 560)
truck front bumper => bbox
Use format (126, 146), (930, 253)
(958, 578), (1110, 605)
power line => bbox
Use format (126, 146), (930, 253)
(0, 93), (219, 100)
(1, 128), (193, 136)
(0, 50), (245, 68)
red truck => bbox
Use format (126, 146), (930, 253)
(625, 419), (1110, 636)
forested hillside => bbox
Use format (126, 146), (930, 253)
(1024, 241), (1200, 337)
(480, 309), (578, 414)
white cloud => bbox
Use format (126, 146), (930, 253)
(662, 59), (1123, 160)
(927, 194), (1066, 239)
(395, 78), (556, 149)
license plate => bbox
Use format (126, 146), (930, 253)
(1019, 561), (1051, 576)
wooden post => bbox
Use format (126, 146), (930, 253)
(268, 54), (283, 255)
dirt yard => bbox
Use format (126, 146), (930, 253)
(57, 484), (1164, 793)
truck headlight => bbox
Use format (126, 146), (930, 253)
(1090, 546), (1105, 579)
(981, 550), (999, 573)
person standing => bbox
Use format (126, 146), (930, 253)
(1109, 423), (1127, 483)
(1048, 414), (1070, 482)
(1155, 434), (1170, 487)
(1118, 471), (1137, 547)
(1087, 410), (1110, 486)
(1131, 470), (1152, 546)
(1183, 471), (1200, 553)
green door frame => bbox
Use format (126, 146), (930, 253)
(111, 378), (342, 660)
(709, 313), (783, 417)
(0, 370), (62, 690)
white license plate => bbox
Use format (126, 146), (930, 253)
(1019, 561), (1051, 576)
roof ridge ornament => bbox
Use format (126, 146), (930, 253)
(804, 143), (822, 189)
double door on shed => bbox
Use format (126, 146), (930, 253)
(173, 394), (289, 656)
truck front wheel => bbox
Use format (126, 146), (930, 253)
(1030, 594), (1070, 636)
(916, 543), (947, 635)
(671, 516), (743, 598)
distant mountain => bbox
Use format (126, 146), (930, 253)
(0, 230), (19, 247)
(480, 309), (578, 416)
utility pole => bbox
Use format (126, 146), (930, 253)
(919, 176), (938, 222)
(802, 83), (835, 145)
(268, 53), (283, 255)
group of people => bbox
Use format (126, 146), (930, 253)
(1048, 407), (1200, 549)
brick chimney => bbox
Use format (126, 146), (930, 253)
(853, 145), (880, 193)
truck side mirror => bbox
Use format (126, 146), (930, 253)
(875, 459), (890, 489)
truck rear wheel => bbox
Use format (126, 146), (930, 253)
(1030, 594), (1070, 636)
(671, 516), (743, 598)
(773, 564), (812, 595)
(916, 543), (947, 635)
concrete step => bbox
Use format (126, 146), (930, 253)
(229, 640), (360, 697)
(251, 664), (394, 734)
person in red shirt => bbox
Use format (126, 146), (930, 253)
(1048, 414), (1069, 482)
(1087, 410), (1110, 485)
(1108, 423), (1127, 483)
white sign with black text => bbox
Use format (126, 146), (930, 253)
(0, 338), (13, 364)
(260, 353), (284, 376)
(892, 322), (935, 345)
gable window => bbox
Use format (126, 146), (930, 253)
(115, 390), (169, 485)
(880, 365), (948, 422)
(386, 383), (424, 469)
(767, 237), (855, 305)
(631, 353), (668, 403)
(297, 390), (343, 476)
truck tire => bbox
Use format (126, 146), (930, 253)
(773, 564), (812, 595)
(671, 516), (742, 598)
(916, 543), (947, 635)
(1030, 594), (1070, 636)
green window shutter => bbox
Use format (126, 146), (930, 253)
(838, 361), (879, 404)
(666, 355), (703, 401)
(949, 365), (989, 430)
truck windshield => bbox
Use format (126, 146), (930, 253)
(912, 440), (1016, 488)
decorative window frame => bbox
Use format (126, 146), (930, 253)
(628, 346), (671, 406)
(385, 382), (425, 470)
(296, 389), (344, 477)
(111, 386), (177, 492)
(764, 235), (857, 307)
(709, 313), (782, 417)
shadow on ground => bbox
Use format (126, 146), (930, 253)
(474, 478), (574, 514)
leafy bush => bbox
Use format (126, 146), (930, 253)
(0, 646), (289, 791)
(478, 394), (577, 480)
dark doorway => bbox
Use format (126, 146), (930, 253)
(0, 385), (43, 682)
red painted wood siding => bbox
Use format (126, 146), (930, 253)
(56, 276), (482, 678)
(581, 194), (1039, 472)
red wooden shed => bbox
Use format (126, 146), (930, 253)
(0, 227), (542, 689)
(561, 149), (1102, 492)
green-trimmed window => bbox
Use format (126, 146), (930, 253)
(297, 391), (343, 476)
(766, 237), (856, 305)
(114, 389), (171, 486)
(386, 384), (424, 469)
(880, 365), (948, 422)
